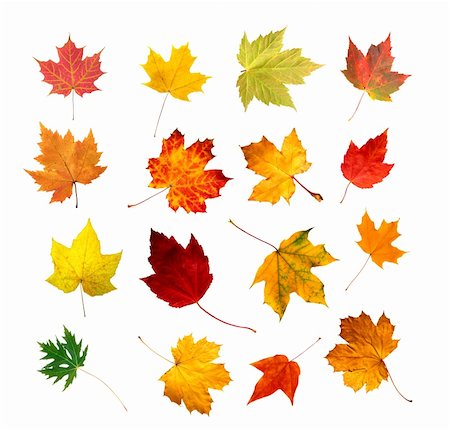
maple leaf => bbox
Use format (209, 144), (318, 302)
(146, 129), (230, 213)
(159, 334), (231, 414)
(237, 28), (321, 110)
(346, 211), (405, 290)
(25, 123), (106, 207)
(35, 36), (104, 118)
(248, 355), (300, 404)
(340, 129), (393, 202)
(241, 128), (322, 204)
(343, 34), (410, 119)
(230, 221), (336, 319)
(38, 326), (128, 409)
(47, 219), (122, 315)
(142, 44), (209, 101)
(141, 230), (255, 332)
(38, 326), (87, 390)
(326, 312), (401, 393)
(142, 44), (209, 135)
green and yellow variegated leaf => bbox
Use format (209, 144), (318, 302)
(237, 28), (322, 110)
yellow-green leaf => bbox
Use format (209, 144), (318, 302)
(237, 28), (322, 110)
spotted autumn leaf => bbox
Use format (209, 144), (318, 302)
(137, 129), (230, 213)
(326, 312), (411, 401)
(25, 123), (106, 207)
(343, 34), (410, 120)
(35, 36), (104, 119)
(230, 221), (335, 319)
(241, 129), (322, 204)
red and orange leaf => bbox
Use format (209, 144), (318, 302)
(248, 355), (300, 405)
(343, 34), (410, 101)
(141, 230), (212, 307)
(148, 129), (230, 213)
(341, 129), (393, 189)
(25, 123), (106, 205)
(36, 36), (104, 97)
(357, 211), (406, 268)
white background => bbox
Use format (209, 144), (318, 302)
(1, 1), (449, 428)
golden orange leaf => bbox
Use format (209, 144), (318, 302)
(326, 312), (398, 392)
(357, 210), (405, 267)
(241, 129), (321, 204)
(25, 123), (106, 206)
(159, 334), (231, 415)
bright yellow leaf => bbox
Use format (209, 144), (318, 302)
(160, 334), (231, 415)
(253, 229), (336, 319)
(142, 44), (209, 101)
(47, 219), (122, 296)
(242, 129), (316, 204)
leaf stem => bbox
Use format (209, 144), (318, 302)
(292, 176), (322, 202)
(79, 285), (86, 317)
(196, 301), (256, 333)
(73, 181), (79, 208)
(229, 219), (278, 252)
(345, 254), (371, 291)
(339, 181), (351, 204)
(387, 367), (412, 403)
(291, 337), (321, 361)
(72, 90), (75, 121)
(79, 368), (127, 411)
(138, 336), (174, 364)
(127, 187), (170, 208)
(348, 92), (365, 121)
(154, 93), (169, 137)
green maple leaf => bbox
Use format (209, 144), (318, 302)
(38, 326), (88, 390)
(236, 28), (322, 110)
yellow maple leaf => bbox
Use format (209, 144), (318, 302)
(326, 312), (398, 392)
(252, 229), (336, 319)
(160, 334), (231, 415)
(47, 219), (122, 298)
(241, 129), (321, 204)
(357, 210), (406, 267)
(142, 44), (209, 101)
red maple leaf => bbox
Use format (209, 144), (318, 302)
(36, 36), (104, 97)
(142, 230), (212, 307)
(248, 355), (300, 405)
(343, 34), (410, 120)
(141, 230), (255, 332)
(340, 129), (393, 202)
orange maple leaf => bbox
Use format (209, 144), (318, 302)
(248, 355), (300, 405)
(357, 210), (405, 267)
(26, 123), (106, 207)
(327, 312), (405, 394)
(346, 210), (406, 290)
(147, 129), (230, 213)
